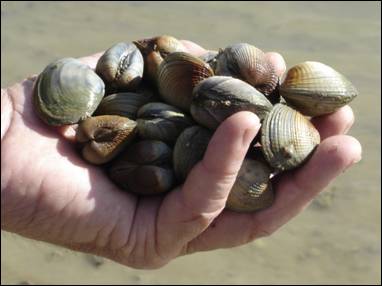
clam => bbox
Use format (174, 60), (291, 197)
(33, 58), (105, 126)
(215, 43), (278, 96)
(280, 61), (358, 116)
(96, 42), (144, 92)
(109, 140), (174, 195)
(94, 91), (157, 119)
(226, 159), (274, 212)
(261, 103), (320, 171)
(137, 102), (194, 143)
(190, 76), (273, 129)
(173, 125), (212, 182)
(199, 50), (218, 72)
(158, 52), (214, 111)
(133, 35), (187, 84)
(76, 115), (137, 165)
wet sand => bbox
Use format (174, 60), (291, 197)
(1, 1), (381, 284)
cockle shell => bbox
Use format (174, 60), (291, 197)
(133, 35), (187, 84)
(173, 125), (212, 182)
(109, 140), (174, 195)
(190, 76), (273, 129)
(279, 61), (358, 116)
(96, 42), (144, 92)
(226, 159), (274, 212)
(33, 58), (105, 126)
(76, 115), (137, 165)
(137, 102), (194, 143)
(215, 43), (278, 96)
(199, 50), (218, 71)
(158, 52), (214, 111)
(95, 91), (157, 119)
(261, 103), (320, 171)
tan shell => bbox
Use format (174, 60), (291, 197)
(137, 102), (194, 143)
(76, 115), (137, 165)
(133, 35), (187, 84)
(109, 140), (174, 195)
(158, 52), (214, 111)
(226, 159), (274, 212)
(215, 43), (278, 96)
(280, 61), (358, 116)
(173, 126), (212, 182)
(191, 76), (273, 129)
(261, 103), (320, 171)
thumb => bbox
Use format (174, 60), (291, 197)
(156, 111), (260, 258)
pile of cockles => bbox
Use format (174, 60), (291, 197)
(33, 35), (358, 212)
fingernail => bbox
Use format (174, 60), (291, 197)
(242, 115), (260, 147)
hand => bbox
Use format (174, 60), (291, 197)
(1, 40), (362, 269)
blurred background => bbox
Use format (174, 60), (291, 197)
(1, 1), (380, 284)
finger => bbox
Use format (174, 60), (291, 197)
(157, 111), (260, 257)
(180, 40), (207, 56)
(311, 105), (355, 139)
(265, 52), (286, 77)
(183, 135), (362, 253)
(78, 52), (104, 69)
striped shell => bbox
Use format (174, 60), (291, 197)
(109, 140), (174, 195)
(261, 104), (320, 171)
(226, 159), (274, 212)
(158, 52), (214, 111)
(215, 43), (278, 96)
(191, 76), (273, 129)
(96, 42), (144, 92)
(76, 115), (137, 165)
(173, 125), (212, 182)
(137, 102), (194, 143)
(280, 61), (358, 116)
(33, 58), (105, 126)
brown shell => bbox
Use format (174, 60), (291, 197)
(109, 140), (174, 195)
(261, 103), (320, 171)
(226, 159), (274, 212)
(280, 61), (358, 116)
(215, 43), (278, 96)
(137, 102), (194, 143)
(76, 115), (137, 165)
(158, 52), (214, 111)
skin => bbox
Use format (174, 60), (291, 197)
(1, 40), (362, 269)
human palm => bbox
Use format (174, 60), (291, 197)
(1, 41), (362, 269)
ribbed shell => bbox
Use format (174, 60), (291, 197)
(226, 159), (274, 212)
(173, 126), (212, 182)
(280, 61), (358, 116)
(96, 42), (144, 91)
(158, 52), (214, 111)
(191, 76), (273, 129)
(33, 58), (105, 126)
(261, 104), (320, 171)
(215, 43), (278, 96)
(95, 92), (156, 119)
(137, 102), (194, 143)
(76, 115), (137, 165)
(109, 140), (174, 195)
